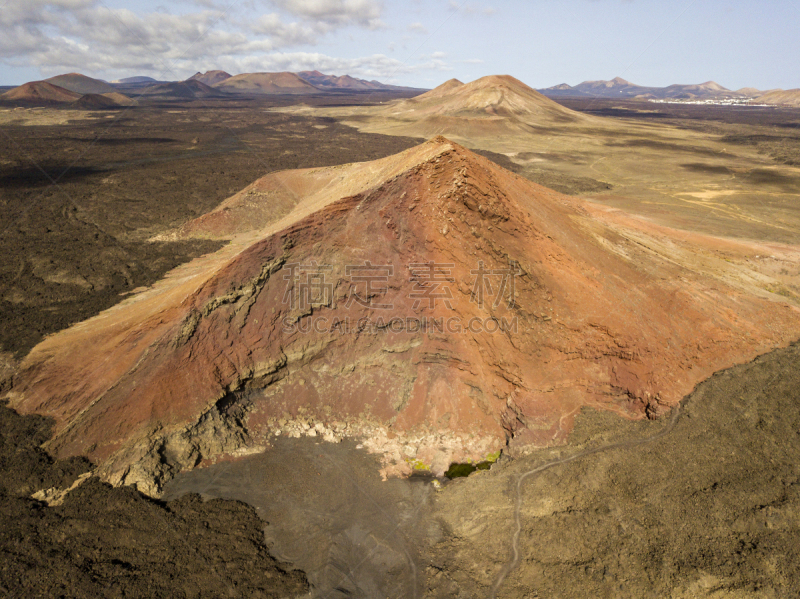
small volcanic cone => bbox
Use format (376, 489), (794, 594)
(375, 75), (591, 139)
(213, 72), (318, 94)
(138, 79), (225, 98)
(417, 78), (464, 99)
(72, 93), (121, 109)
(44, 73), (116, 95)
(756, 89), (800, 107)
(407, 75), (581, 119)
(188, 70), (232, 86)
(7, 137), (800, 495)
(101, 92), (136, 106)
(1, 81), (81, 104)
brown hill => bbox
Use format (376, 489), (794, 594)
(369, 75), (590, 139)
(214, 72), (318, 95)
(418, 77), (464, 99)
(544, 78), (744, 100)
(71, 93), (121, 109)
(735, 87), (762, 97)
(571, 76), (657, 98)
(537, 82), (591, 97)
(0, 81), (82, 104)
(101, 92), (136, 106)
(295, 71), (423, 92)
(7, 137), (800, 495)
(298, 71), (379, 90)
(45, 73), (116, 95)
(408, 75), (574, 116)
(755, 89), (800, 107)
(188, 70), (232, 86)
(657, 81), (731, 99)
(138, 79), (226, 98)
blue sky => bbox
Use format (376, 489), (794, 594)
(1, 0), (798, 90)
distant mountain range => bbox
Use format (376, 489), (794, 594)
(0, 74), (133, 108)
(537, 76), (788, 102)
(182, 70), (422, 95)
(297, 70), (418, 92)
(0, 69), (426, 106)
(3, 71), (797, 107)
(117, 70), (425, 98)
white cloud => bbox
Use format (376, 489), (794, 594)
(0, 0), (454, 83)
(208, 51), (443, 82)
(267, 0), (384, 29)
(407, 21), (427, 34)
(447, 1), (496, 16)
(250, 12), (318, 46)
(0, 0), (396, 79)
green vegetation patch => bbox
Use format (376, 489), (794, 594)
(445, 451), (501, 479)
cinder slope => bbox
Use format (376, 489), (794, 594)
(72, 93), (121, 109)
(188, 70), (232, 86)
(157, 141), (460, 241)
(8, 138), (800, 496)
(298, 71), (376, 90)
(44, 73), (116, 95)
(214, 72), (318, 95)
(658, 80), (731, 99)
(735, 86), (763, 97)
(756, 88), (800, 107)
(101, 92), (135, 106)
(362, 75), (592, 140)
(138, 79), (225, 98)
(1, 81), (81, 104)
(572, 76), (656, 97)
(395, 75), (584, 120)
(415, 78), (464, 99)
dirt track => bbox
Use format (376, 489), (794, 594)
(488, 401), (685, 598)
(428, 340), (800, 598)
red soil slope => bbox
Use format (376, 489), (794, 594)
(188, 70), (232, 86)
(213, 72), (318, 95)
(7, 138), (800, 494)
(1, 81), (82, 103)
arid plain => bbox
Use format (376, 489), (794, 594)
(1, 74), (800, 598)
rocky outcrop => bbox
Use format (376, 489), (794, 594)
(7, 137), (800, 495)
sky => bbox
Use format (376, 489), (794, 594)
(1, 0), (798, 90)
